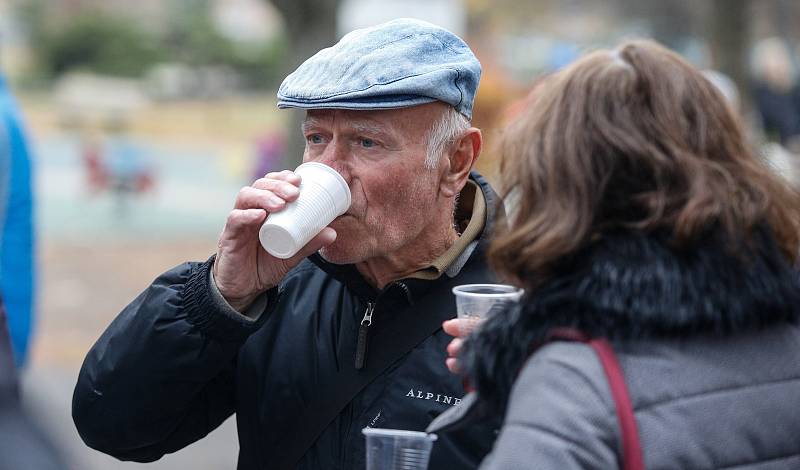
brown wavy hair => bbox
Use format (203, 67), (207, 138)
(490, 40), (800, 287)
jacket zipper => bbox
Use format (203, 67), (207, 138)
(354, 302), (375, 370)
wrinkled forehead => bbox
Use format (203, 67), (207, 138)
(303, 109), (391, 133)
(302, 103), (448, 136)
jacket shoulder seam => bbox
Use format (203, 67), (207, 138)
(637, 375), (800, 412)
(717, 450), (800, 469)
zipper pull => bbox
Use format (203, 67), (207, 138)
(355, 302), (375, 370)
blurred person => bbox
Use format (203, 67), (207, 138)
(102, 115), (155, 214)
(0, 72), (66, 470)
(704, 69), (800, 188)
(0, 297), (65, 470)
(251, 131), (286, 183)
(0, 72), (36, 368)
(433, 40), (800, 469)
(73, 19), (500, 469)
(751, 37), (800, 148)
(80, 130), (108, 194)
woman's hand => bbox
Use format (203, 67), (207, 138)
(442, 318), (477, 374)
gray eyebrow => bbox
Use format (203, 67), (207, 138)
(301, 117), (391, 137)
(301, 116), (321, 133)
(350, 121), (389, 136)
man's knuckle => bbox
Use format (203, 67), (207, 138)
(226, 210), (241, 223)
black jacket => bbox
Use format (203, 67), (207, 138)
(753, 82), (800, 144)
(73, 172), (501, 470)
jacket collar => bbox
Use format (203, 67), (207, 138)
(309, 171), (502, 305)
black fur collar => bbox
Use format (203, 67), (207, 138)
(463, 228), (800, 411)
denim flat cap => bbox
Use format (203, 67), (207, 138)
(277, 18), (481, 119)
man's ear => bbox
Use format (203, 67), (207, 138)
(440, 128), (482, 198)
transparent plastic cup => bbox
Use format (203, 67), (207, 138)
(363, 428), (437, 470)
(452, 284), (524, 334)
(258, 162), (351, 259)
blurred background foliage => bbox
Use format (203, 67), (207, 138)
(15, 0), (286, 88)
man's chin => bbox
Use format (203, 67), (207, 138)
(318, 243), (364, 265)
(318, 222), (371, 264)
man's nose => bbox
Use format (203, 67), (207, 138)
(315, 140), (351, 182)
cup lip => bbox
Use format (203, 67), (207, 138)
(361, 427), (438, 441)
(452, 283), (524, 299)
(295, 161), (352, 209)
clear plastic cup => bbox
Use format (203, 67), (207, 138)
(258, 162), (351, 259)
(363, 428), (437, 470)
(452, 284), (523, 334)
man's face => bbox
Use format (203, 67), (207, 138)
(301, 103), (448, 265)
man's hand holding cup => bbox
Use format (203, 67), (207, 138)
(214, 163), (350, 311)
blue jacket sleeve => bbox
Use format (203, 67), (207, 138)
(72, 257), (274, 462)
(0, 79), (36, 367)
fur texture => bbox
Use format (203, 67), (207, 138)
(462, 228), (800, 413)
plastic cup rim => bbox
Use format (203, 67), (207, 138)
(362, 428), (438, 441)
(295, 161), (352, 209)
(452, 283), (524, 299)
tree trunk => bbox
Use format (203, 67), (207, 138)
(269, 0), (339, 168)
(709, 0), (751, 112)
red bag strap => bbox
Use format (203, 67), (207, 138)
(546, 328), (645, 470)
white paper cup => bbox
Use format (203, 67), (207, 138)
(452, 284), (523, 334)
(258, 162), (351, 259)
(363, 428), (437, 470)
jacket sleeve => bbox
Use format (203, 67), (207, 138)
(72, 257), (275, 462)
(479, 342), (620, 470)
(0, 87), (36, 368)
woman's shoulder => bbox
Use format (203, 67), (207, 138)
(507, 341), (616, 426)
(516, 341), (609, 388)
(478, 342), (621, 470)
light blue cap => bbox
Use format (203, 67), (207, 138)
(277, 18), (482, 120)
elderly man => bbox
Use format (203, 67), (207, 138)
(73, 19), (500, 469)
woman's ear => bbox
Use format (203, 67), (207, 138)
(440, 128), (482, 198)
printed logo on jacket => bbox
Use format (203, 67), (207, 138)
(405, 388), (462, 406)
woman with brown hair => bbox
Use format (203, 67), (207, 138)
(431, 40), (800, 469)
